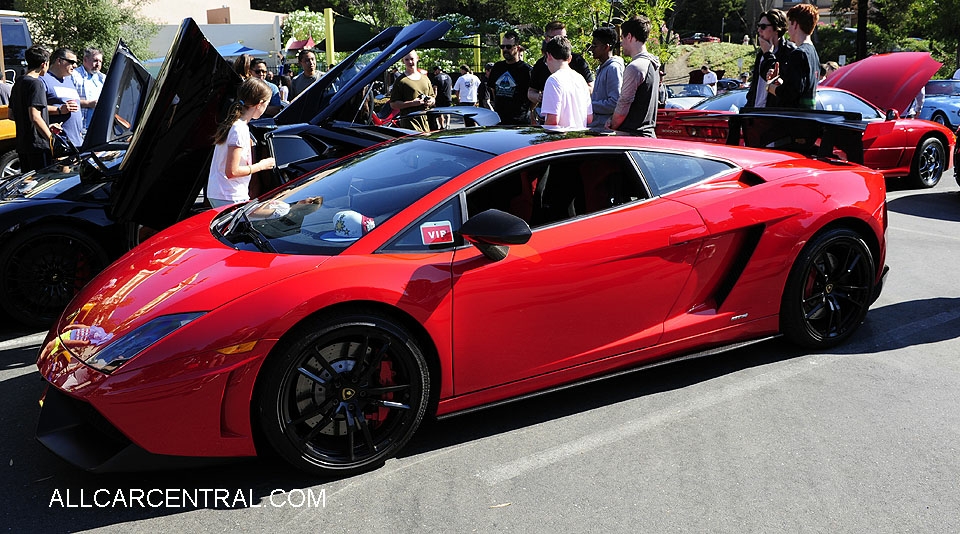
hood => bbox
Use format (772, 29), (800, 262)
(821, 52), (941, 115)
(274, 20), (452, 126)
(80, 40), (152, 152)
(110, 18), (241, 230)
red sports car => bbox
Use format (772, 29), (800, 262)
(36, 126), (888, 476)
(657, 53), (956, 188)
(681, 33), (721, 44)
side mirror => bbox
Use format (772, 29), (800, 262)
(459, 209), (532, 261)
(885, 109), (899, 121)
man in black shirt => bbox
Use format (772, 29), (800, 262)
(527, 21), (595, 124)
(489, 30), (533, 125)
(10, 46), (54, 172)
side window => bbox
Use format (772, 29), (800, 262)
(818, 91), (881, 120)
(630, 150), (735, 196)
(465, 152), (647, 229)
(383, 198), (463, 252)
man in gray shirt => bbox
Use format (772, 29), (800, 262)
(290, 49), (320, 100)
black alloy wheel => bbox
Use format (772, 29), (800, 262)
(258, 313), (430, 476)
(0, 150), (19, 180)
(0, 226), (109, 327)
(781, 228), (875, 349)
(910, 137), (945, 189)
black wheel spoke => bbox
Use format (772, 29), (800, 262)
(376, 399), (411, 410)
(290, 396), (338, 426)
(310, 346), (342, 378)
(353, 341), (390, 383)
(365, 384), (410, 396)
(355, 412), (377, 453)
(297, 366), (328, 386)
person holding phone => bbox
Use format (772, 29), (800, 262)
(745, 9), (794, 108)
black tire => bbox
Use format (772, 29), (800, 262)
(0, 149), (19, 180)
(781, 228), (875, 349)
(931, 112), (947, 127)
(909, 137), (945, 189)
(257, 313), (430, 476)
(0, 225), (109, 328)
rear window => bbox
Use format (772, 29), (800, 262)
(1, 19), (32, 77)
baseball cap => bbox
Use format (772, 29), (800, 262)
(323, 210), (375, 242)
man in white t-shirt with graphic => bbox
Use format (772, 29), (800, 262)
(540, 36), (592, 128)
(453, 65), (481, 106)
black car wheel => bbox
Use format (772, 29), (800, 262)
(931, 112), (947, 127)
(0, 150), (19, 180)
(909, 137), (945, 189)
(781, 228), (875, 349)
(258, 313), (430, 476)
(0, 226), (109, 327)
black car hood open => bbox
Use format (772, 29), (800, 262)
(274, 20), (452, 127)
(80, 41), (152, 153)
(110, 18), (241, 229)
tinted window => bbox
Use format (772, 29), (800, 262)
(112, 68), (145, 139)
(1, 20), (31, 77)
(630, 151), (735, 196)
(215, 137), (490, 255)
(695, 90), (748, 112)
(466, 151), (647, 229)
(385, 198), (463, 252)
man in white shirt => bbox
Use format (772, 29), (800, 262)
(74, 47), (105, 130)
(453, 65), (480, 106)
(701, 65), (718, 95)
(540, 36), (592, 128)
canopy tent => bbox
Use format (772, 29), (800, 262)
(314, 16), (380, 52)
(285, 36), (315, 51)
(215, 42), (268, 57)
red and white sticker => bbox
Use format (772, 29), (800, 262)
(420, 221), (455, 245)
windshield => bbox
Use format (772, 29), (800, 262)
(213, 136), (492, 255)
(925, 80), (960, 97)
(0, 151), (123, 200)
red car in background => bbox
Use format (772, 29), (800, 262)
(681, 32), (721, 44)
(657, 52), (955, 188)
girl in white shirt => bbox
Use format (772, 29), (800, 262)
(206, 78), (277, 207)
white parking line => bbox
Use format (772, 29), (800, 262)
(0, 332), (46, 351)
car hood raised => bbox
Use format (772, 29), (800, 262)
(110, 18), (241, 230)
(274, 20), (452, 126)
(821, 52), (941, 115)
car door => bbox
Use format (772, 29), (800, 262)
(450, 149), (708, 395)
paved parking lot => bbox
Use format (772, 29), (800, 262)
(2, 173), (959, 533)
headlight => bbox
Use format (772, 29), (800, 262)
(79, 312), (205, 373)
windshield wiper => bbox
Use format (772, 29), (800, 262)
(224, 205), (278, 253)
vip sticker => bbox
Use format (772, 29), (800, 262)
(420, 221), (455, 245)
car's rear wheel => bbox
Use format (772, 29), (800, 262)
(931, 112), (947, 127)
(909, 137), (945, 188)
(0, 150), (19, 180)
(781, 228), (875, 349)
(0, 226), (109, 327)
(257, 313), (430, 476)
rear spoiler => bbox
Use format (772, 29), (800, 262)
(726, 108), (867, 164)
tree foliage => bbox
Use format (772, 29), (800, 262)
(282, 7), (326, 44)
(16, 0), (158, 65)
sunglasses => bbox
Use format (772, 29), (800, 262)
(60, 57), (78, 66)
(499, 44), (516, 49)
(253, 69), (268, 74)
(757, 23), (773, 30)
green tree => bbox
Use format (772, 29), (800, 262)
(282, 7), (326, 44)
(17, 0), (158, 64)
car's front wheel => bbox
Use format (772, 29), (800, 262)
(780, 228), (875, 349)
(257, 313), (430, 476)
(909, 137), (945, 188)
(0, 225), (109, 327)
(0, 150), (19, 180)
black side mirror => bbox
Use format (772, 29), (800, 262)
(459, 209), (532, 261)
(885, 109), (899, 121)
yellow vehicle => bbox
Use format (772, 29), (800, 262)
(0, 103), (17, 177)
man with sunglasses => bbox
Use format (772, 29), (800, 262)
(42, 48), (84, 146)
(488, 30), (533, 125)
(250, 58), (282, 117)
(746, 9), (794, 108)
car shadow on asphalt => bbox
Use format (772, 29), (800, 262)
(886, 190), (960, 222)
